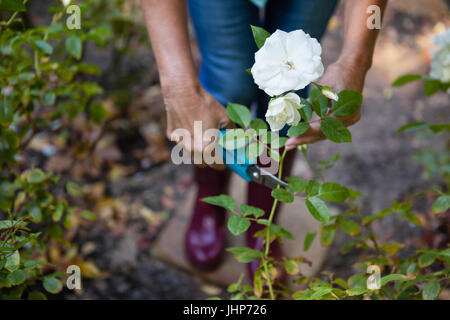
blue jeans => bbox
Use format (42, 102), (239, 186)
(187, 0), (338, 135)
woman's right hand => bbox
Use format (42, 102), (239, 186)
(162, 80), (230, 166)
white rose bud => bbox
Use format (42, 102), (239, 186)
(430, 28), (450, 84)
(321, 87), (339, 102)
(265, 92), (303, 132)
(251, 29), (324, 97)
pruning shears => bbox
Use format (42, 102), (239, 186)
(218, 129), (288, 190)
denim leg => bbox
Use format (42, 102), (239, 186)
(256, 0), (339, 136)
(187, 0), (260, 107)
(264, 0), (339, 38)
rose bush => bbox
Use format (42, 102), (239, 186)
(207, 26), (450, 300)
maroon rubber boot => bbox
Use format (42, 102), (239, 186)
(185, 166), (231, 271)
(246, 149), (297, 282)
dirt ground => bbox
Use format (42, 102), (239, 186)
(56, 0), (450, 299)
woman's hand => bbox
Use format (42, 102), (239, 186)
(163, 80), (230, 166)
(285, 59), (368, 150)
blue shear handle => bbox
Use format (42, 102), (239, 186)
(218, 129), (255, 182)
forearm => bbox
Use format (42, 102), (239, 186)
(338, 0), (388, 71)
(141, 0), (198, 93)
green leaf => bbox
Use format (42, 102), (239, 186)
(240, 204), (264, 218)
(250, 25), (270, 49)
(271, 188), (294, 203)
(346, 288), (368, 296)
(348, 274), (368, 290)
(432, 195), (450, 215)
(283, 259), (300, 275)
(304, 232), (317, 251)
(81, 210), (96, 221)
(321, 117), (352, 143)
(394, 204), (420, 226)
(27, 169), (47, 183)
(0, 220), (26, 229)
(310, 288), (332, 299)
(305, 180), (320, 197)
(260, 224), (294, 240)
(397, 121), (430, 133)
(333, 278), (348, 289)
(82, 82), (103, 96)
(28, 291), (47, 300)
(43, 277), (63, 294)
(306, 197), (330, 223)
(53, 203), (64, 222)
(418, 253), (437, 268)
(47, 22), (63, 34)
(43, 92), (56, 106)
(310, 87), (328, 117)
(348, 188), (364, 200)
(0, 0), (26, 11)
(227, 284), (239, 294)
(33, 40), (53, 55)
(319, 182), (349, 202)
(286, 176), (306, 194)
(422, 281), (440, 300)
(7, 269), (27, 285)
(250, 118), (267, 134)
(339, 219), (361, 236)
(89, 103), (108, 124)
(288, 123), (310, 137)
(0, 98), (14, 126)
(227, 247), (261, 263)
(299, 100), (313, 121)
(227, 103), (251, 128)
(5, 250), (20, 272)
(320, 224), (336, 246)
(30, 206), (42, 223)
(65, 35), (83, 60)
(3, 129), (19, 149)
(228, 214), (251, 236)
(66, 181), (83, 197)
(392, 74), (422, 87)
(202, 194), (236, 211)
(429, 123), (450, 133)
(18, 72), (34, 81)
(424, 79), (441, 97)
(331, 90), (363, 117)
(380, 274), (407, 286)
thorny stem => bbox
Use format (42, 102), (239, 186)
(261, 148), (287, 300)
(5, 0), (29, 26)
(354, 205), (383, 257)
(261, 257), (275, 300)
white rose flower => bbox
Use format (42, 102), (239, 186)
(251, 29), (324, 97)
(265, 92), (303, 131)
(430, 28), (450, 84)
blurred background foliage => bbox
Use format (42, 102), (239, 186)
(0, 0), (170, 299)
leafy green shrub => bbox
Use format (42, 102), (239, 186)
(0, 0), (108, 299)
